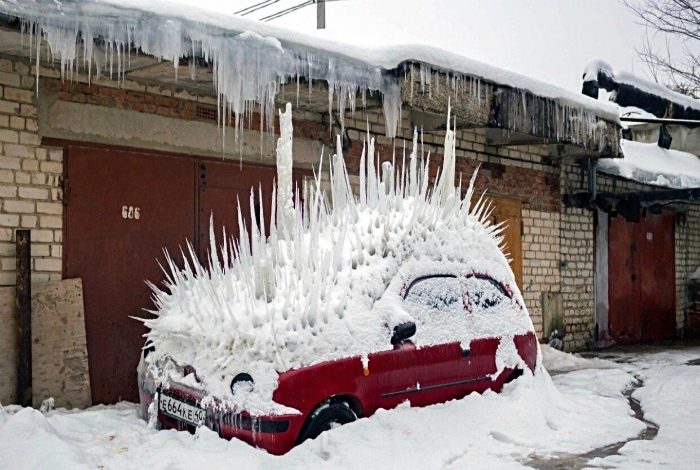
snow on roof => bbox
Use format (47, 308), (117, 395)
(585, 59), (700, 119)
(0, 0), (620, 139)
(140, 104), (535, 414)
(598, 139), (700, 189)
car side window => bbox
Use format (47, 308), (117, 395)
(463, 276), (508, 313)
(404, 275), (462, 313)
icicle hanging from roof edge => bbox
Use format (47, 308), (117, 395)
(276, 103), (295, 236)
(438, 99), (457, 204)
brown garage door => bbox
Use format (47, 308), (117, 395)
(608, 210), (676, 344)
(64, 143), (303, 404)
(65, 145), (196, 404)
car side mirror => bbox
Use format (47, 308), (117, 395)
(391, 322), (416, 344)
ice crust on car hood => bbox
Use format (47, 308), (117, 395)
(140, 103), (536, 415)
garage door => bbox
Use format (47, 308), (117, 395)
(65, 145), (196, 404)
(608, 210), (676, 343)
(64, 144), (291, 404)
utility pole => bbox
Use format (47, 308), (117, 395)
(317, 0), (326, 29)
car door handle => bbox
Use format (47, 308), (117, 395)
(461, 349), (471, 358)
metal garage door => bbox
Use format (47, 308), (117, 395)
(64, 144), (292, 404)
(65, 145), (196, 404)
(608, 210), (676, 343)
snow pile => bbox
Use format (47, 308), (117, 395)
(598, 139), (700, 189)
(140, 102), (534, 413)
(541, 344), (618, 374)
(0, 367), (647, 469)
(0, 0), (618, 142)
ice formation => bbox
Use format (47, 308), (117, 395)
(0, 0), (617, 145)
(139, 102), (536, 414)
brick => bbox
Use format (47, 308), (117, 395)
(39, 215), (62, 228)
(31, 244), (50, 257)
(0, 72), (20, 87)
(41, 161), (62, 174)
(21, 215), (37, 228)
(37, 202), (62, 215)
(0, 156), (20, 170)
(0, 59), (12, 72)
(3, 199), (34, 213)
(30, 229), (53, 243)
(23, 160), (39, 172)
(0, 129), (18, 143)
(4, 87), (33, 103)
(0, 242), (14, 256)
(50, 244), (61, 258)
(9, 116), (24, 129)
(0, 115), (8, 127)
(13, 62), (29, 75)
(18, 187), (49, 200)
(31, 173), (46, 185)
(3, 144), (34, 158)
(0, 100), (19, 114)
(35, 258), (62, 272)
(19, 132), (40, 146)
(0, 169), (12, 183)
(15, 172), (30, 184)
(0, 213), (20, 227)
(48, 149), (63, 162)
(20, 76), (35, 88)
(20, 104), (37, 117)
(0, 185), (17, 198)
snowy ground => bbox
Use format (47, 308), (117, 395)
(1, 344), (699, 470)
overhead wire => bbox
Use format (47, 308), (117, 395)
(235, 0), (283, 16)
(260, 0), (315, 21)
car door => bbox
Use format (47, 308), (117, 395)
(372, 275), (478, 409)
(461, 275), (513, 384)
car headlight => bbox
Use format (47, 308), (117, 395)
(230, 373), (254, 395)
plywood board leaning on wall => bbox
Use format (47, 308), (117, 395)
(0, 279), (91, 408)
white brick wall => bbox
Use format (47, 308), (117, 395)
(0, 57), (63, 286)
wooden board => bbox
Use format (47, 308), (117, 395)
(0, 279), (91, 408)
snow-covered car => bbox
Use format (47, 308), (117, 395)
(137, 104), (540, 455)
(139, 273), (537, 455)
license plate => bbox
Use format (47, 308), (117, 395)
(159, 393), (206, 426)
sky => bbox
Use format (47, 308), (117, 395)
(175, 0), (684, 95)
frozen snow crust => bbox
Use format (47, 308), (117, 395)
(599, 139), (700, 189)
(0, 0), (619, 141)
(141, 103), (536, 415)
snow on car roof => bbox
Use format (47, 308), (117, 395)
(139, 103), (536, 414)
(598, 139), (700, 189)
(0, 0), (620, 140)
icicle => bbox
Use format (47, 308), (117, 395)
(276, 103), (295, 235)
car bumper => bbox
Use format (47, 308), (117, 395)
(138, 378), (305, 455)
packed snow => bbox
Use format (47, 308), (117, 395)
(139, 103), (535, 414)
(0, 0), (619, 143)
(598, 139), (700, 189)
(9, 345), (700, 469)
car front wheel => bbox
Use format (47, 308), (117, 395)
(298, 401), (357, 444)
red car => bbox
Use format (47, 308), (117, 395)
(139, 271), (538, 455)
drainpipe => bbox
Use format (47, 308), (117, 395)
(15, 229), (31, 407)
(587, 158), (597, 206)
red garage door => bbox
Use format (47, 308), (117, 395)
(608, 210), (676, 344)
(64, 143), (295, 404)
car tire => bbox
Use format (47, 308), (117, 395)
(298, 401), (357, 444)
